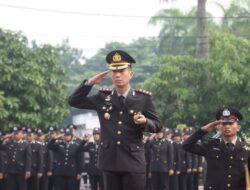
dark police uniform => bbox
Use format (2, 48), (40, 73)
(0, 127), (32, 190)
(48, 129), (85, 190)
(149, 136), (174, 190)
(183, 107), (250, 190)
(26, 128), (44, 190)
(84, 139), (104, 190)
(68, 50), (161, 190)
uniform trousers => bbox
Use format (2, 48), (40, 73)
(89, 174), (104, 190)
(151, 172), (169, 190)
(54, 175), (78, 190)
(39, 175), (48, 190)
(27, 175), (39, 190)
(169, 174), (179, 190)
(103, 170), (146, 190)
(6, 173), (27, 190)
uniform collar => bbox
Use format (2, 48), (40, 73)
(116, 87), (131, 98)
(223, 136), (238, 145)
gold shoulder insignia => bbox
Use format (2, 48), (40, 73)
(99, 87), (113, 93)
(136, 89), (152, 96)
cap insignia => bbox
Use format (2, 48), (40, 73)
(112, 53), (122, 62)
(222, 109), (230, 117)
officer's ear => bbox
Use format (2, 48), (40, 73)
(236, 122), (241, 132)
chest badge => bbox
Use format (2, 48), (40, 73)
(104, 112), (110, 120)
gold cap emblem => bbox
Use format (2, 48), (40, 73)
(112, 53), (122, 62)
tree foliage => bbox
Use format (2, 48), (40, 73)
(143, 32), (250, 133)
(0, 29), (69, 131)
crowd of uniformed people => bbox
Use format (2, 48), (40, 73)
(0, 122), (205, 190)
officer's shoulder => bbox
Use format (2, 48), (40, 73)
(98, 87), (112, 94)
(135, 88), (152, 96)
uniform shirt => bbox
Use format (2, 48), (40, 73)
(183, 129), (250, 190)
(68, 81), (161, 173)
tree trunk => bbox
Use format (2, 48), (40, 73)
(197, 0), (209, 58)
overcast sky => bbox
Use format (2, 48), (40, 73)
(0, 0), (231, 58)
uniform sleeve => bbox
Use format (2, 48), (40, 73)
(182, 129), (207, 156)
(25, 143), (32, 173)
(141, 96), (161, 133)
(68, 80), (98, 110)
(37, 144), (44, 173)
(167, 142), (174, 170)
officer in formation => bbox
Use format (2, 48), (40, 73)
(148, 128), (174, 190)
(144, 126), (205, 190)
(0, 124), (89, 190)
(183, 106), (250, 190)
(83, 127), (104, 190)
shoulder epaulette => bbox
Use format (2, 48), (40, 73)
(136, 88), (152, 96)
(99, 87), (113, 93)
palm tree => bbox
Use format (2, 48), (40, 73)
(158, 0), (210, 58)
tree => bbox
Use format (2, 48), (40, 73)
(0, 28), (69, 130)
(143, 32), (250, 131)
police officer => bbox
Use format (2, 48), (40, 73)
(26, 128), (43, 190)
(36, 129), (53, 190)
(183, 106), (250, 190)
(47, 127), (56, 190)
(48, 128), (85, 190)
(83, 127), (104, 190)
(68, 50), (161, 190)
(149, 128), (174, 190)
(0, 126), (32, 190)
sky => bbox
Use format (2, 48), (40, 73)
(0, 0), (232, 58)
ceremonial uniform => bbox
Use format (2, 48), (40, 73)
(68, 50), (161, 190)
(0, 127), (32, 190)
(48, 129), (85, 190)
(183, 107), (250, 190)
(149, 137), (174, 190)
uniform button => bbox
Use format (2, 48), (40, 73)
(229, 165), (232, 168)
(117, 141), (121, 145)
(118, 121), (122, 125)
(136, 146), (140, 149)
(156, 158), (159, 161)
(228, 174), (231, 178)
(230, 156), (233, 159)
(117, 131), (122, 135)
(120, 111), (123, 115)
(65, 158), (68, 160)
(12, 159), (15, 162)
(209, 186), (212, 189)
(227, 183), (231, 187)
(216, 155), (219, 159)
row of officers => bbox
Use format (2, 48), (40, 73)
(0, 124), (205, 190)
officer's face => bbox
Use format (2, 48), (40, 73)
(110, 68), (133, 88)
(93, 134), (100, 141)
(219, 122), (240, 138)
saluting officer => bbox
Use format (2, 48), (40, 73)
(68, 50), (161, 190)
(48, 128), (85, 190)
(0, 126), (32, 190)
(149, 128), (174, 190)
(183, 106), (250, 190)
(84, 127), (104, 190)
